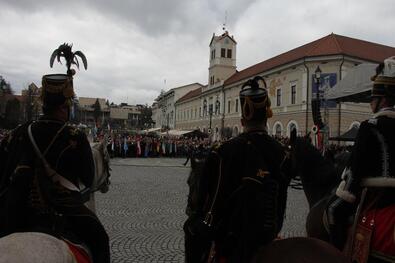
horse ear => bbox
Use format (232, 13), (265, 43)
(290, 128), (297, 144)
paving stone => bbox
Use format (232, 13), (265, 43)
(95, 158), (309, 262)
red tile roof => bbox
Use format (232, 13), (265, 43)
(177, 87), (202, 103)
(224, 33), (395, 86)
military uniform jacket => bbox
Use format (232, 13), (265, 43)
(198, 130), (288, 261)
(0, 118), (93, 188)
(348, 109), (395, 207)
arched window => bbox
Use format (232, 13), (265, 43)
(287, 120), (299, 137)
(233, 126), (239, 137)
(274, 124), (282, 137)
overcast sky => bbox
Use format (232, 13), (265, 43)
(0, 0), (394, 105)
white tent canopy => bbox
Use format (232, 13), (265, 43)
(325, 63), (377, 102)
(160, 130), (193, 137)
(141, 127), (161, 133)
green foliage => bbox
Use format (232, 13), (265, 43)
(0, 76), (13, 95)
(139, 104), (154, 128)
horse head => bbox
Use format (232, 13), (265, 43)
(90, 138), (111, 194)
(287, 130), (340, 208)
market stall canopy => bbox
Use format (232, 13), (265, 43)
(160, 129), (209, 138)
(329, 126), (359, 141)
(145, 127), (161, 132)
(325, 63), (377, 103)
(160, 130), (193, 137)
(181, 129), (209, 139)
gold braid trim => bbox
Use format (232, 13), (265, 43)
(41, 77), (74, 98)
(242, 96), (271, 120)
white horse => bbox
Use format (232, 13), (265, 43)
(0, 139), (111, 263)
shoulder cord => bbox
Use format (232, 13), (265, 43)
(345, 125), (390, 191)
(28, 123), (80, 191)
(370, 127), (389, 178)
(203, 157), (222, 227)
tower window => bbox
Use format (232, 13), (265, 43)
(221, 48), (226, 58)
(227, 49), (232, 58)
(210, 76), (215, 85)
(211, 49), (216, 60)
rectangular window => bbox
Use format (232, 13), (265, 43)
(199, 107), (201, 117)
(235, 99), (239, 112)
(221, 48), (226, 58)
(276, 88), (281, 106)
(291, 84), (296, 104)
(227, 49), (232, 58)
(228, 100), (231, 113)
(210, 76), (215, 85)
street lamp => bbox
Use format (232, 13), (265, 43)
(314, 66), (322, 101)
(208, 104), (213, 132)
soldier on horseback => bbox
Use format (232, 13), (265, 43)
(188, 76), (289, 263)
(0, 44), (110, 263)
(327, 57), (395, 262)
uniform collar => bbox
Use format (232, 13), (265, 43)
(373, 107), (395, 119)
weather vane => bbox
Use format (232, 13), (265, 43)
(49, 43), (88, 76)
(222, 11), (228, 32)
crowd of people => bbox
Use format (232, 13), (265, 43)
(105, 134), (213, 159)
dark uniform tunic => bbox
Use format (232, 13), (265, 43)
(198, 130), (288, 262)
(0, 117), (110, 263)
(328, 109), (395, 261)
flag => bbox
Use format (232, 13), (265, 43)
(137, 139), (141, 156)
(123, 137), (128, 153)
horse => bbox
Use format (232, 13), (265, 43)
(287, 130), (346, 242)
(85, 140), (111, 212)
(184, 150), (347, 263)
(0, 139), (111, 263)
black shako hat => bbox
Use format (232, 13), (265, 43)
(239, 76), (272, 121)
(41, 74), (74, 109)
(371, 56), (395, 98)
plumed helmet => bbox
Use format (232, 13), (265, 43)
(239, 76), (272, 122)
(41, 74), (74, 109)
(371, 56), (395, 98)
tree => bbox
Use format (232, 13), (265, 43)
(92, 98), (101, 126)
(139, 104), (153, 129)
(4, 98), (20, 128)
(0, 76), (13, 96)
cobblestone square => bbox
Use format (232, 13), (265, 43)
(95, 158), (309, 263)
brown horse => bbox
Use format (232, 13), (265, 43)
(252, 237), (347, 263)
(287, 130), (344, 242)
(185, 153), (347, 263)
